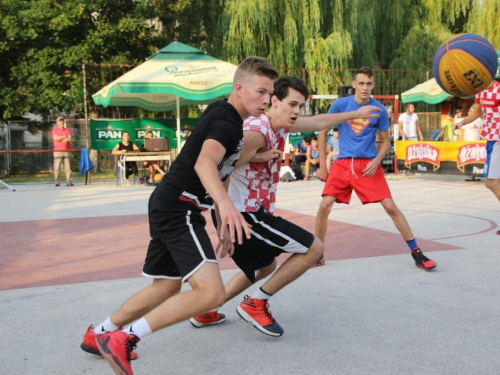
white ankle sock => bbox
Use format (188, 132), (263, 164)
(123, 317), (152, 339)
(251, 287), (272, 301)
(209, 306), (221, 313)
(94, 317), (119, 334)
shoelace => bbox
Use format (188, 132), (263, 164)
(243, 296), (274, 323)
(262, 302), (275, 323)
(125, 336), (139, 362)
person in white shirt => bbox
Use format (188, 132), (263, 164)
(398, 103), (423, 141)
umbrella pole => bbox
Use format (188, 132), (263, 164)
(82, 63), (89, 149)
(176, 96), (181, 154)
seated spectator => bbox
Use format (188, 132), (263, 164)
(141, 131), (165, 184)
(326, 128), (339, 171)
(458, 106), (482, 141)
(305, 134), (320, 180)
(294, 135), (311, 172)
(112, 131), (139, 186)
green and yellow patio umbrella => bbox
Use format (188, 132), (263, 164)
(92, 42), (238, 150)
(401, 78), (453, 104)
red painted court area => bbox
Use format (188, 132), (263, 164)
(0, 208), (460, 290)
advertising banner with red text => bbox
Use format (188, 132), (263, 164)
(394, 141), (486, 176)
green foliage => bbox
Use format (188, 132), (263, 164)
(467, 0), (500, 47)
(1, 0), (499, 122)
(0, 0), (189, 119)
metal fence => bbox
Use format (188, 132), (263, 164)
(0, 112), (444, 176)
(0, 64), (440, 176)
(0, 150), (118, 176)
(415, 112), (441, 133)
(0, 150), (83, 176)
(0, 118), (91, 176)
(1, 151), (54, 174)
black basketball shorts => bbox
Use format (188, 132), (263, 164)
(211, 207), (314, 282)
(142, 193), (217, 282)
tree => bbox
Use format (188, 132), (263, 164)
(467, 0), (500, 47)
(0, 0), (189, 120)
(174, 0), (353, 107)
(175, 0), (492, 99)
(1, 0), (498, 122)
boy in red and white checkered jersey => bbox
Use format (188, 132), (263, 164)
(190, 76), (381, 336)
(455, 80), (500, 235)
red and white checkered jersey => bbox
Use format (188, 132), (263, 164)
(228, 113), (288, 214)
(476, 80), (500, 141)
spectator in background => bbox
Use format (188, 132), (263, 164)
(305, 133), (320, 180)
(294, 135), (311, 173)
(453, 107), (467, 141)
(441, 109), (455, 141)
(326, 128), (339, 171)
(112, 131), (139, 186)
(458, 106), (482, 141)
(398, 103), (423, 141)
(52, 116), (73, 187)
(142, 131), (165, 184)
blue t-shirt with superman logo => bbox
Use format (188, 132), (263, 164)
(327, 96), (389, 159)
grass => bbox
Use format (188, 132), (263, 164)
(0, 170), (116, 183)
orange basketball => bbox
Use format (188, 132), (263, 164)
(433, 33), (498, 97)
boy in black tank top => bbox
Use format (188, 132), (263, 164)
(81, 57), (279, 375)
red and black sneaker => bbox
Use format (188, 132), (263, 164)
(189, 312), (226, 328)
(236, 296), (284, 337)
(411, 248), (437, 270)
(96, 331), (140, 375)
(81, 325), (137, 360)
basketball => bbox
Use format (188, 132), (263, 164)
(432, 33), (498, 97)
(154, 173), (163, 182)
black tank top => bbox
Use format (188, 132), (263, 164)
(118, 142), (135, 152)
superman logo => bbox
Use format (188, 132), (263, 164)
(348, 118), (370, 135)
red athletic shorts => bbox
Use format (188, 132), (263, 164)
(322, 158), (391, 204)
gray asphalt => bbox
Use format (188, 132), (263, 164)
(1, 174), (499, 375)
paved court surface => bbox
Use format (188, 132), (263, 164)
(1, 175), (499, 374)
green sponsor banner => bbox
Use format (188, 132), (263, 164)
(90, 118), (199, 150)
(90, 119), (336, 151)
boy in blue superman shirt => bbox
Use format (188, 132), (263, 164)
(314, 67), (436, 270)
